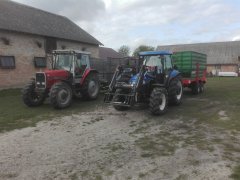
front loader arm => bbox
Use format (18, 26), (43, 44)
(109, 66), (121, 92)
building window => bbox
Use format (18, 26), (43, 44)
(0, 56), (15, 69)
(34, 57), (47, 68)
(45, 37), (57, 53)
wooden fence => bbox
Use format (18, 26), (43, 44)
(90, 57), (141, 83)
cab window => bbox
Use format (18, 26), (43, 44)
(164, 55), (173, 70)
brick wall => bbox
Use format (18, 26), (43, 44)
(0, 31), (100, 89)
(57, 40), (99, 58)
(207, 64), (238, 75)
(0, 31), (46, 89)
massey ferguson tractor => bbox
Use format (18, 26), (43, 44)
(104, 51), (183, 115)
(22, 50), (100, 109)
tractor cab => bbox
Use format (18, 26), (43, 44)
(22, 49), (99, 109)
(52, 50), (90, 78)
(139, 51), (174, 85)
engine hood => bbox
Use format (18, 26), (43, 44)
(44, 70), (70, 80)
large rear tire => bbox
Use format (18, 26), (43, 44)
(50, 82), (73, 109)
(149, 88), (168, 115)
(168, 78), (183, 105)
(81, 73), (100, 100)
(113, 89), (129, 111)
(22, 79), (45, 107)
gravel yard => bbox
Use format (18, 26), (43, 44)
(0, 78), (240, 180)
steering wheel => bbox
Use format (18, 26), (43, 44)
(145, 66), (156, 72)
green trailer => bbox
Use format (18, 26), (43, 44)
(172, 51), (207, 94)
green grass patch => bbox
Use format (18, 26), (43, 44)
(230, 165), (240, 180)
(0, 89), (105, 132)
(102, 142), (125, 152)
(135, 131), (179, 157)
(157, 77), (240, 131)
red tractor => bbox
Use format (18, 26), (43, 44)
(22, 50), (100, 109)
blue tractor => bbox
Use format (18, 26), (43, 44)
(104, 51), (183, 115)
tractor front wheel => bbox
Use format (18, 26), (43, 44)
(168, 78), (183, 105)
(149, 88), (168, 115)
(81, 73), (100, 100)
(50, 82), (73, 109)
(113, 89), (129, 111)
(22, 79), (45, 107)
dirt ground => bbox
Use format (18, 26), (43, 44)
(0, 99), (239, 180)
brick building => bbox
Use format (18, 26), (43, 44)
(157, 41), (240, 76)
(0, 0), (102, 89)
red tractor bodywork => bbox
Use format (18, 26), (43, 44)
(23, 49), (100, 109)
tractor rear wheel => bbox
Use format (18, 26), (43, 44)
(22, 79), (45, 107)
(81, 73), (100, 100)
(113, 89), (129, 111)
(168, 78), (183, 105)
(149, 88), (168, 115)
(50, 82), (73, 109)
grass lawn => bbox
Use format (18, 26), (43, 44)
(0, 77), (240, 133)
(164, 77), (240, 131)
(0, 89), (104, 133)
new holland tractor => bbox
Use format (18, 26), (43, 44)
(22, 50), (100, 109)
(104, 51), (183, 115)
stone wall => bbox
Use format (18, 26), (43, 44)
(207, 64), (238, 75)
(0, 31), (46, 89)
(57, 40), (99, 58)
(0, 31), (100, 89)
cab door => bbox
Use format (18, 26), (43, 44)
(74, 54), (90, 84)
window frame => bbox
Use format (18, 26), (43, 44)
(0, 56), (16, 69)
(34, 57), (47, 68)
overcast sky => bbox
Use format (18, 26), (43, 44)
(12, 0), (240, 52)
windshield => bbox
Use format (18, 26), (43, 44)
(54, 54), (74, 71)
(143, 55), (172, 70)
(143, 55), (163, 67)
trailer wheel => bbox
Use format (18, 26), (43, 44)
(199, 82), (204, 93)
(168, 78), (183, 105)
(22, 79), (45, 107)
(113, 89), (129, 111)
(50, 82), (73, 109)
(149, 88), (168, 115)
(192, 82), (200, 95)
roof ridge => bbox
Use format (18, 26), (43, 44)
(0, 0), (102, 45)
(158, 40), (240, 47)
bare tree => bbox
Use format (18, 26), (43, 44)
(132, 45), (155, 57)
(118, 45), (130, 57)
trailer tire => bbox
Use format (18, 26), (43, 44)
(168, 78), (183, 105)
(192, 82), (200, 95)
(22, 79), (45, 107)
(199, 82), (204, 93)
(113, 89), (129, 111)
(50, 82), (73, 109)
(149, 88), (168, 115)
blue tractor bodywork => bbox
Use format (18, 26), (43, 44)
(104, 50), (183, 115)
